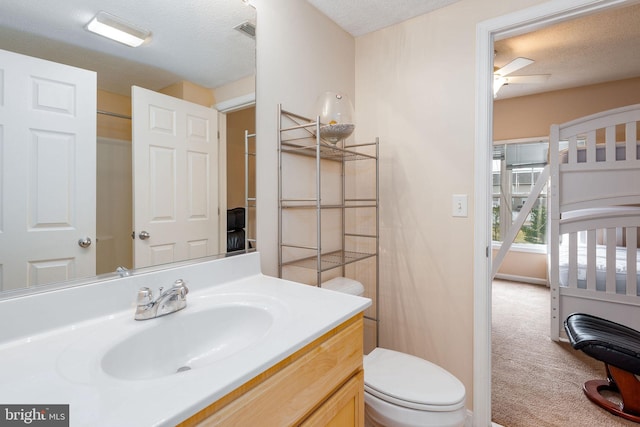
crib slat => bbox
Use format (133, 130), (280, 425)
(586, 130), (596, 164)
(587, 229), (597, 291)
(626, 121), (637, 162)
(627, 226), (638, 296)
(606, 227), (617, 293)
(569, 135), (577, 164)
(605, 125), (616, 162)
(569, 232), (578, 288)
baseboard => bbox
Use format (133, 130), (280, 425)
(494, 273), (547, 286)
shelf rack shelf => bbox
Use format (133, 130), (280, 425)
(280, 249), (377, 271)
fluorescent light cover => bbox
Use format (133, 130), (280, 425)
(86, 11), (150, 47)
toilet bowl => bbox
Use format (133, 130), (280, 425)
(321, 277), (467, 427)
(363, 347), (466, 427)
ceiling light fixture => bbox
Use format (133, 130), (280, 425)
(85, 11), (151, 47)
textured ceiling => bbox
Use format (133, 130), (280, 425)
(0, 0), (256, 95)
(493, 3), (640, 99)
(306, 0), (462, 37)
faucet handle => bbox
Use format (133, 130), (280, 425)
(136, 287), (153, 305)
(173, 279), (189, 297)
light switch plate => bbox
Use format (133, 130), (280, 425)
(452, 194), (468, 217)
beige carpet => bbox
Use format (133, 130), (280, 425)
(491, 280), (638, 427)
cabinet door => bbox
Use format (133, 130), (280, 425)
(300, 370), (364, 427)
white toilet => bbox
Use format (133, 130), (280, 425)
(322, 277), (467, 427)
(363, 347), (466, 427)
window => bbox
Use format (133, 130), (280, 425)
(492, 140), (548, 249)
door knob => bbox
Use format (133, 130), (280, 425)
(78, 237), (92, 248)
(138, 231), (150, 240)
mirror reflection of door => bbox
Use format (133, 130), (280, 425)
(132, 86), (220, 268)
(0, 49), (96, 290)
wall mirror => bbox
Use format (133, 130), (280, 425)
(0, 0), (256, 298)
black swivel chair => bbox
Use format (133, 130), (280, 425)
(564, 312), (640, 423)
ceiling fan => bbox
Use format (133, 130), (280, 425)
(493, 56), (550, 97)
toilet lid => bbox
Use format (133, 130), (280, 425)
(364, 347), (466, 412)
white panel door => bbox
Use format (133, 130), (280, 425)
(0, 49), (96, 291)
(132, 86), (219, 268)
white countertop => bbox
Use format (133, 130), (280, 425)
(0, 253), (370, 426)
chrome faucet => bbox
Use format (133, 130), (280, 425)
(134, 279), (189, 320)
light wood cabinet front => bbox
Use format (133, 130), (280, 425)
(300, 370), (364, 427)
(179, 314), (364, 427)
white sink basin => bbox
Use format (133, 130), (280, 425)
(101, 304), (274, 380)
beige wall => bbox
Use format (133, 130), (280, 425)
(214, 75), (256, 105)
(159, 80), (215, 107)
(227, 106), (256, 209)
(492, 249), (547, 283)
(354, 0), (552, 410)
(494, 76), (640, 141)
(255, 0), (355, 278)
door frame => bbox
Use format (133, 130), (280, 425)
(473, 0), (633, 424)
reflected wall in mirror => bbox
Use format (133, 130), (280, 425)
(0, 0), (256, 297)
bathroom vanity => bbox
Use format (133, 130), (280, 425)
(181, 313), (364, 426)
(0, 252), (370, 426)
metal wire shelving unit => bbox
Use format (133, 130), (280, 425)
(244, 130), (256, 250)
(277, 104), (379, 344)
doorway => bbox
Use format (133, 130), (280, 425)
(225, 106), (256, 251)
(474, 0), (635, 425)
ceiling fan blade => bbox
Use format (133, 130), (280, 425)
(495, 57), (534, 76)
(493, 76), (507, 98)
(504, 74), (550, 84)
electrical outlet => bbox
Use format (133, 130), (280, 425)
(452, 194), (468, 217)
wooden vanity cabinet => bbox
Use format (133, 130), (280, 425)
(178, 313), (365, 427)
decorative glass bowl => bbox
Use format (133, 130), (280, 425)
(316, 91), (355, 144)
